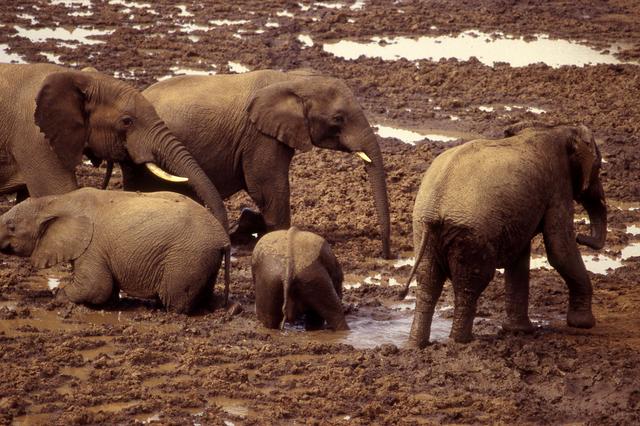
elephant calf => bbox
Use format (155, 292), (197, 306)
(0, 188), (230, 314)
(252, 227), (348, 330)
(401, 123), (607, 346)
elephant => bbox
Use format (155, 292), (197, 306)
(251, 227), (348, 330)
(0, 63), (227, 229)
(0, 187), (230, 313)
(399, 123), (607, 347)
(102, 69), (391, 258)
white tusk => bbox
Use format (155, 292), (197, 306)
(145, 163), (188, 183)
(355, 151), (372, 163)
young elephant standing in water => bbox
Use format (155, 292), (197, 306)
(252, 227), (348, 330)
(0, 188), (230, 313)
(400, 124), (607, 346)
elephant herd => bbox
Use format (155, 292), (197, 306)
(0, 63), (606, 348)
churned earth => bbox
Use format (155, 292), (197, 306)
(1, 0), (640, 424)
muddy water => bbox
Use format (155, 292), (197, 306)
(375, 123), (459, 144)
(323, 30), (632, 67)
(13, 26), (114, 46)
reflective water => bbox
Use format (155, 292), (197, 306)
(375, 123), (458, 144)
(0, 43), (26, 63)
(13, 25), (113, 46)
(627, 225), (640, 236)
(323, 31), (631, 67)
(228, 61), (250, 73)
(297, 34), (314, 47)
(282, 302), (450, 349)
(108, 0), (151, 8)
(157, 66), (217, 81)
(209, 396), (251, 418)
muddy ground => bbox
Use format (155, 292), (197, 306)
(1, 0), (640, 424)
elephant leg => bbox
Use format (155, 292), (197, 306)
(159, 256), (218, 314)
(253, 256), (285, 329)
(448, 243), (494, 343)
(408, 247), (445, 349)
(502, 243), (534, 333)
(230, 208), (268, 242)
(62, 256), (115, 307)
(542, 215), (595, 328)
(243, 148), (293, 232)
(296, 264), (349, 331)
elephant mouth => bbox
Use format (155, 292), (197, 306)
(0, 242), (15, 255)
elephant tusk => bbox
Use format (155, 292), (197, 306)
(355, 151), (372, 163)
(145, 163), (188, 183)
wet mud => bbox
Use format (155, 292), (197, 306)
(1, 0), (640, 424)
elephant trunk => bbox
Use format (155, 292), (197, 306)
(577, 180), (607, 250)
(344, 126), (391, 259)
(149, 125), (229, 231)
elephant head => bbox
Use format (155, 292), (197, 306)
(509, 123), (607, 250)
(0, 196), (93, 268)
(566, 125), (607, 250)
(34, 71), (228, 229)
(247, 73), (391, 258)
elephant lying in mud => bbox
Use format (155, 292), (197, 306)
(0, 188), (230, 313)
(0, 63), (227, 229)
(252, 227), (348, 330)
(101, 69), (391, 258)
(400, 123), (607, 346)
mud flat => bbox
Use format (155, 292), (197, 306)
(1, 0), (640, 424)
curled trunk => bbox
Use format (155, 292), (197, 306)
(576, 180), (607, 250)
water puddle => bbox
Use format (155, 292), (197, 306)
(323, 30), (632, 67)
(175, 5), (193, 17)
(228, 61), (250, 73)
(157, 66), (217, 81)
(0, 43), (26, 63)
(108, 0), (151, 8)
(297, 34), (314, 47)
(279, 302), (450, 349)
(627, 225), (640, 236)
(375, 123), (459, 144)
(209, 396), (251, 418)
(13, 25), (114, 46)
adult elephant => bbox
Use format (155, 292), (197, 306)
(400, 123), (607, 346)
(0, 63), (227, 229)
(116, 70), (391, 258)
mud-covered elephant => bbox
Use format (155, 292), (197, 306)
(400, 123), (607, 346)
(252, 227), (348, 330)
(0, 63), (227, 229)
(0, 188), (230, 313)
(109, 69), (390, 258)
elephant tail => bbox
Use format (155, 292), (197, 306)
(223, 244), (231, 307)
(398, 223), (432, 300)
(101, 161), (114, 190)
(280, 226), (298, 329)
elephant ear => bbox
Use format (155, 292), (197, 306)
(34, 72), (89, 171)
(566, 125), (596, 195)
(31, 214), (93, 269)
(247, 82), (313, 152)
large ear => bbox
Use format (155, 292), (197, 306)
(566, 125), (596, 195)
(30, 214), (93, 268)
(247, 82), (313, 152)
(34, 72), (90, 171)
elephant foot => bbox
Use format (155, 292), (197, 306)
(230, 208), (268, 244)
(226, 301), (243, 316)
(449, 329), (473, 344)
(502, 317), (535, 333)
(567, 309), (596, 329)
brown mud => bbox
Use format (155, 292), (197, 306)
(1, 1), (640, 424)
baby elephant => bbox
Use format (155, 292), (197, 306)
(0, 188), (230, 313)
(401, 123), (606, 346)
(252, 227), (348, 330)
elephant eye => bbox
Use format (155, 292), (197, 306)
(331, 114), (344, 126)
(121, 116), (134, 128)
(5, 219), (15, 233)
